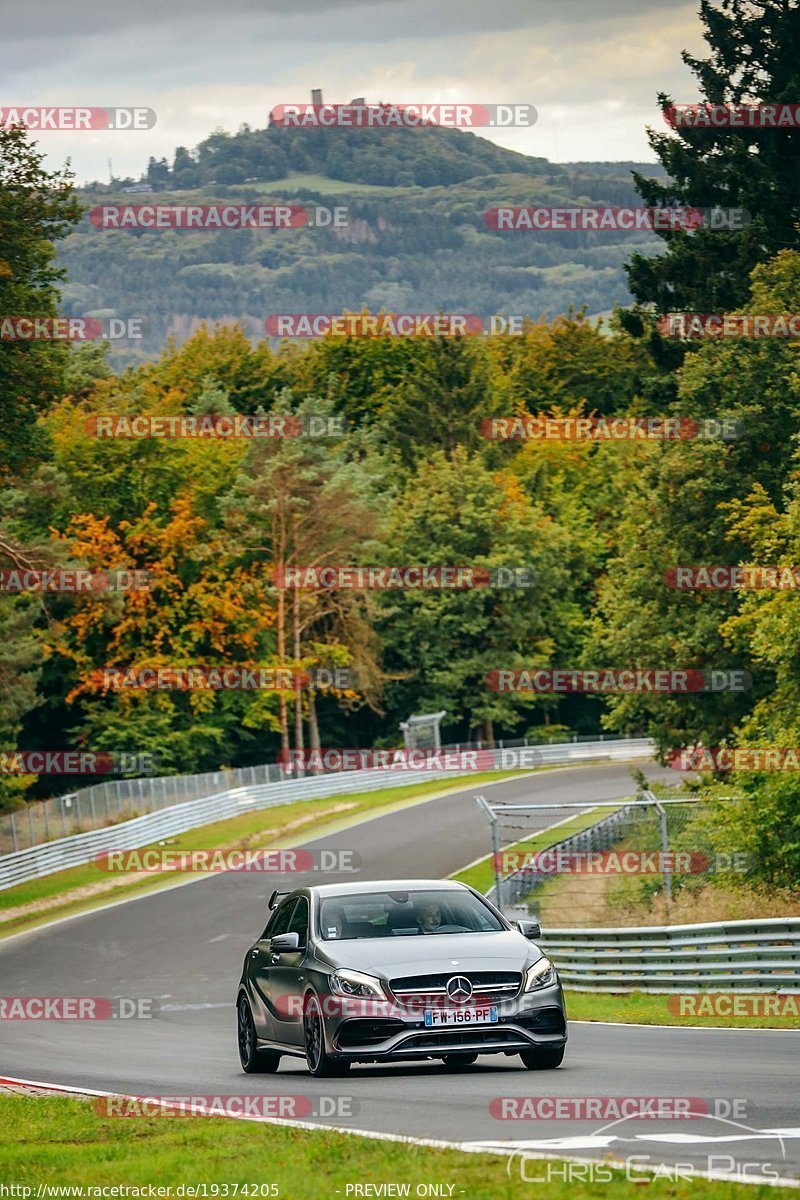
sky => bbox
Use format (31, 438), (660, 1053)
(0, 0), (709, 182)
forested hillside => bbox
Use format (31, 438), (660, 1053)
(3, 0), (800, 894)
(59, 121), (667, 359)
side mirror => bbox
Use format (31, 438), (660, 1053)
(271, 932), (301, 952)
(515, 919), (541, 940)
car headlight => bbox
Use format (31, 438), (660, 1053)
(524, 957), (557, 991)
(330, 969), (386, 999)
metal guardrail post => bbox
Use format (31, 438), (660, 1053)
(644, 789), (673, 920)
(474, 794), (503, 907)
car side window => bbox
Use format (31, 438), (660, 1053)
(262, 898), (297, 940)
(286, 896), (309, 947)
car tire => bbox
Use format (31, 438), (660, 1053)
(237, 995), (281, 1074)
(441, 1053), (478, 1068)
(303, 993), (347, 1077)
(519, 1045), (565, 1070)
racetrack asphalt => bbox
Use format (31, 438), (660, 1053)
(1, 761), (798, 1184)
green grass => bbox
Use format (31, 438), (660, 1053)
(565, 988), (800, 1030)
(1, 1094), (795, 1197)
(450, 804), (800, 1032)
(240, 173), (401, 195)
(451, 807), (615, 893)
(0, 771), (526, 940)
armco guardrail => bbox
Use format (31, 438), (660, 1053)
(0, 738), (653, 891)
(0, 732), (648, 855)
(540, 918), (800, 992)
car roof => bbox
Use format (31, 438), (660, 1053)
(302, 879), (471, 898)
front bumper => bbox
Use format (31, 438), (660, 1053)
(324, 982), (567, 1061)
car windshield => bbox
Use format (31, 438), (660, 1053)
(318, 889), (505, 940)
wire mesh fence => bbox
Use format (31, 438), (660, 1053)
(0, 731), (639, 856)
(478, 792), (738, 928)
(0, 762), (286, 856)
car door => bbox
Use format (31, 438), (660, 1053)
(248, 896), (297, 1040)
(268, 895), (311, 1047)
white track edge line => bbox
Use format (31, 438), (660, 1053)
(1, 1074), (797, 1189)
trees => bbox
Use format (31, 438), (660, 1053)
(376, 447), (582, 743)
(624, 0), (800, 318)
(375, 335), (496, 467)
(0, 126), (81, 476)
(223, 394), (383, 755)
(593, 250), (800, 753)
(0, 126), (80, 805)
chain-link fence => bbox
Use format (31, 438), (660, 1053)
(0, 762), (288, 856)
(477, 791), (737, 927)
(0, 731), (639, 856)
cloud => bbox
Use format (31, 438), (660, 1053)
(2, 0), (707, 179)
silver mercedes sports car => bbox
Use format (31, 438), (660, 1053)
(236, 878), (567, 1076)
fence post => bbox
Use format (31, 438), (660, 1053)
(10, 812), (17, 853)
(28, 804), (35, 849)
(491, 811), (503, 909)
(644, 791), (672, 921)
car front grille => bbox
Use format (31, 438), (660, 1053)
(389, 971), (522, 1003)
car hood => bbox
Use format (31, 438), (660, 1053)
(314, 930), (542, 977)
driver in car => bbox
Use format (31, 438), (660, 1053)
(417, 899), (444, 933)
(324, 904), (346, 939)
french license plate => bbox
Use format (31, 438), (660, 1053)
(424, 1006), (498, 1027)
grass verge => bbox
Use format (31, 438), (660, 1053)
(564, 988), (800, 1030)
(451, 807), (613, 893)
(1, 1094), (795, 1197)
(450, 802), (800, 1032)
